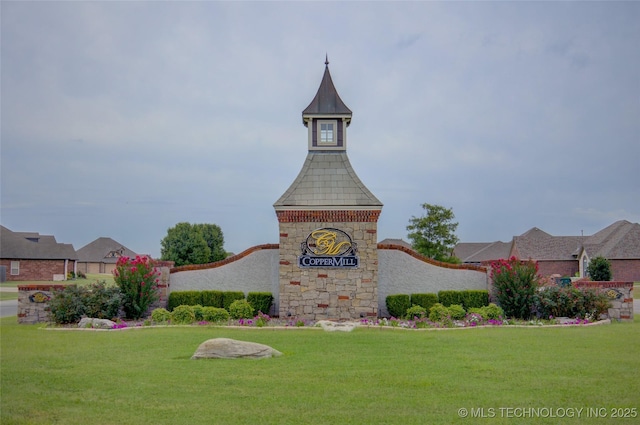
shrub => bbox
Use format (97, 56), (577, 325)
(229, 299), (254, 319)
(201, 307), (230, 322)
(447, 304), (466, 320)
(201, 290), (224, 308)
(192, 304), (205, 321)
(247, 292), (273, 314)
(410, 293), (438, 312)
(428, 303), (450, 323)
(48, 285), (87, 324)
(437, 290), (463, 307)
(167, 291), (201, 311)
(405, 305), (427, 320)
(460, 290), (489, 309)
(491, 257), (539, 319)
(171, 305), (196, 324)
(534, 286), (611, 319)
(83, 281), (122, 319)
(151, 308), (171, 323)
(223, 291), (245, 311)
(483, 303), (504, 320)
(587, 256), (612, 281)
(386, 294), (411, 318)
(113, 255), (160, 320)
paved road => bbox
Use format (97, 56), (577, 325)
(0, 300), (18, 318)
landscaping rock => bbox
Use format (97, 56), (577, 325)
(78, 318), (116, 329)
(316, 320), (359, 332)
(191, 338), (282, 360)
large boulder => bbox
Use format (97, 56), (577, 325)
(191, 338), (282, 360)
(316, 320), (359, 332)
(78, 317), (117, 329)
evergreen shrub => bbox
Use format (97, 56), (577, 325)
(447, 304), (466, 320)
(167, 291), (201, 311)
(386, 294), (411, 318)
(460, 290), (489, 309)
(437, 290), (463, 307)
(201, 307), (230, 322)
(201, 290), (224, 308)
(410, 293), (438, 311)
(223, 291), (245, 311)
(151, 308), (171, 323)
(405, 305), (427, 320)
(171, 305), (196, 324)
(247, 292), (273, 314)
(428, 303), (450, 323)
(228, 299), (254, 319)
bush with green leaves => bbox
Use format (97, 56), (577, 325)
(223, 291), (246, 311)
(201, 307), (230, 322)
(587, 256), (612, 281)
(48, 285), (88, 324)
(247, 292), (273, 314)
(405, 305), (427, 320)
(228, 299), (254, 319)
(386, 294), (411, 318)
(151, 308), (171, 323)
(113, 255), (160, 320)
(491, 257), (539, 319)
(428, 303), (450, 323)
(167, 291), (201, 311)
(460, 290), (489, 309)
(534, 286), (610, 319)
(447, 304), (466, 320)
(192, 304), (205, 321)
(410, 293), (438, 312)
(437, 291), (463, 307)
(201, 290), (224, 308)
(469, 303), (505, 320)
(171, 305), (196, 324)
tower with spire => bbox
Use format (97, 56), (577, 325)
(274, 59), (383, 320)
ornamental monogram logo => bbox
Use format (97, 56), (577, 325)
(298, 228), (359, 268)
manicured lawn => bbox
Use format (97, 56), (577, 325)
(0, 274), (115, 288)
(1, 317), (639, 425)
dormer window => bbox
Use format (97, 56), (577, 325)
(319, 121), (336, 144)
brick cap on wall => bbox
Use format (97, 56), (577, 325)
(170, 244), (279, 273)
(377, 243), (488, 273)
(574, 281), (633, 288)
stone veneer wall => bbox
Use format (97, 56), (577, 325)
(17, 284), (67, 324)
(277, 210), (380, 320)
(377, 245), (488, 317)
(574, 281), (634, 321)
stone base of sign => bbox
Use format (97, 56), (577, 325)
(574, 281), (634, 321)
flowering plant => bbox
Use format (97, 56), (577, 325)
(490, 257), (539, 319)
(113, 255), (160, 320)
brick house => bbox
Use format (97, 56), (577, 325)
(76, 237), (138, 275)
(454, 220), (640, 281)
(0, 225), (78, 281)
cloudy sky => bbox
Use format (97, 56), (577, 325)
(2, 1), (639, 258)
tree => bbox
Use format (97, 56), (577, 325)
(587, 256), (612, 281)
(160, 222), (226, 267)
(406, 203), (460, 263)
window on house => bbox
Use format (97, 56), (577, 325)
(10, 261), (19, 275)
(319, 122), (335, 144)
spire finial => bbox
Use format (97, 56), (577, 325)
(325, 54), (329, 67)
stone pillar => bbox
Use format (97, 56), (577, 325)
(277, 210), (380, 321)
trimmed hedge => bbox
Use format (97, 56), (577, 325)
(247, 292), (274, 314)
(437, 290), (464, 307)
(410, 293), (438, 312)
(201, 290), (224, 308)
(222, 291), (245, 311)
(460, 290), (489, 309)
(386, 294), (411, 318)
(167, 291), (201, 311)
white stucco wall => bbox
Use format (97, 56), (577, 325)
(169, 249), (280, 312)
(378, 248), (488, 317)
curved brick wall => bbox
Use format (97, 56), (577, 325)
(377, 245), (488, 317)
(169, 243), (488, 318)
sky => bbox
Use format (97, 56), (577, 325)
(1, 1), (639, 259)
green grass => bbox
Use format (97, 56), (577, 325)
(634, 283), (639, 299)
(0, 292), (18, 301)
(1, 318), (639, 425)
(0, 274), (115, 288)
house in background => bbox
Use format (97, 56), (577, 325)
(0, 225), (78, 281)
(454, 220), (640, 281)
(76, 237), (139, 274)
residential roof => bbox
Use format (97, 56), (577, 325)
(302, 60), (352, 121)
(454, 241), (511, 263)
(378, 238), (413, 249)
(454, 220), (640, 263)
(76, 237), (138, 264)
(0, 225), (78, 260)
(273, 151), (382, 208)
